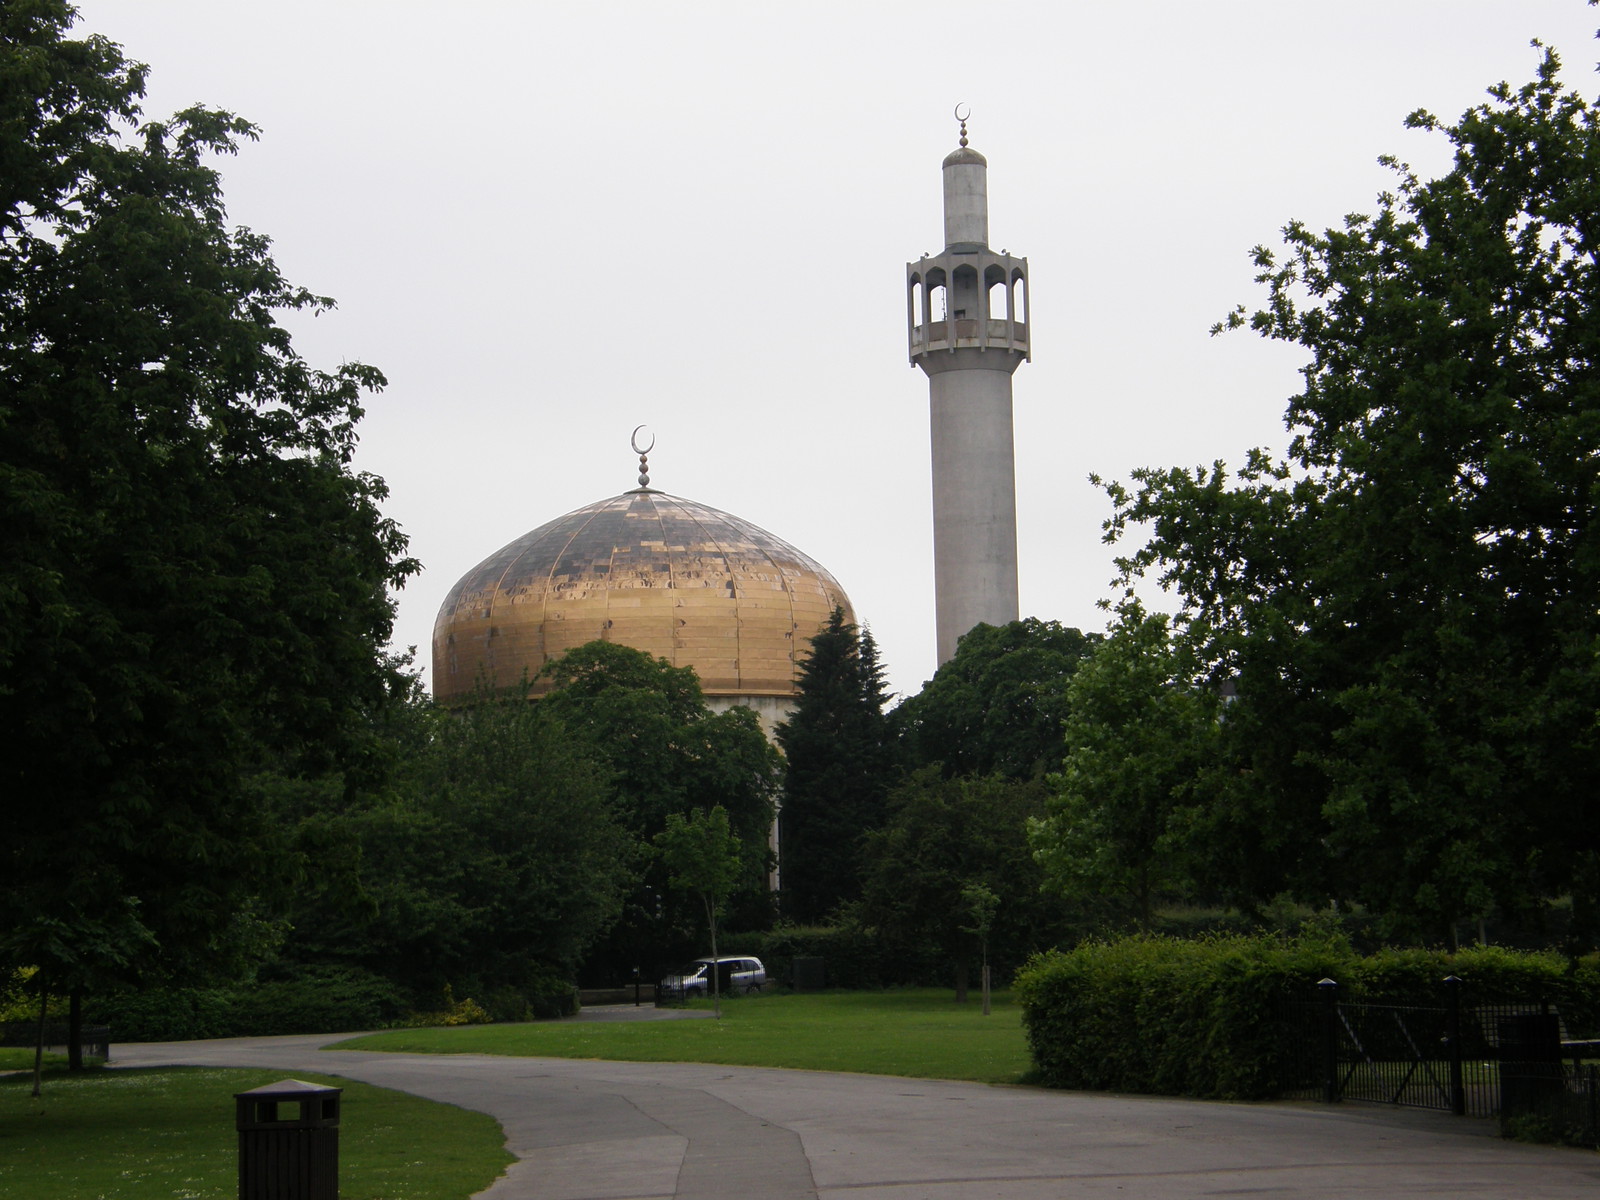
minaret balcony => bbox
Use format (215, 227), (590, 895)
(906, 248), (1030, 364)
(909, 318), (1029, 358)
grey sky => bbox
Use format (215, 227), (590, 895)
(71, 1), (1600, 701)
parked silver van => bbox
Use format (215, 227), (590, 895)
(659, 956), (767, 1000)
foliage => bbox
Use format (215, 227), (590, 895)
(776, 609), (895, 922)
(1014, 932), (1600, 1100)
(338, 989), (1033, 1084)
(721, 922), (907, 990)
(396, 985), (494, 1028)
(0, 2), (416, 1014)
(480, 972), (580, 1021)
(857, 769), (1072, 996)
(0, 1067), (511, 1200)
(655, 805), (745, 1014)
(1015, 933), (1349, 1099)
(92, 965), (411, 1041)
(0, 967), (49, 1024)
(893, 619), (1098, 780)
(1031, 606), (1215, 926)
(539, 642), (780, 860)
(282, 688), (635, 1006)
(657, 807), (743, 904)
(1097, 44), (1600, 942)
(537, 641), (783, 979)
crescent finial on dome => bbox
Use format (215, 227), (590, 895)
(631, 424), (656, 488)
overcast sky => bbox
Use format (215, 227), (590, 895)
(71, 1), (1600, 702)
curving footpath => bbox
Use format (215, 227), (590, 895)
(114, 1008), (1599, 1200)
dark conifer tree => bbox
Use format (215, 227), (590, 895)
(775, 608), (894, 922)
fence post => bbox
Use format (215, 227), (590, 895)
(1443, 974), (1465, 1116)
(1589, 1064), (1597, 1150)
(1319, 978), (1339, 1104)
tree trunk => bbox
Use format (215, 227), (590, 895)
(954, 959), (968, 1004)
(706, 895), (722, 1021)
(31, 983), (48, 1099)
(68, 989), (84, 1071)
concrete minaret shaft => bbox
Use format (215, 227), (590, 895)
(907, 113), (1030, 664)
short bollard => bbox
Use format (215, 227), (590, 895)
(235, 1078), (342, 1200)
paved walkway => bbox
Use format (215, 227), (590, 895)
(114, 1010), (1600, 1199)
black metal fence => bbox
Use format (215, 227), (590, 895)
(1281, 978), (1598, 1147)
(0, 1021), (111, 1062)
(1500, 1059), (1599, 1145)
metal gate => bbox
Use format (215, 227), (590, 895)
(1282, 979), (1598, 1146)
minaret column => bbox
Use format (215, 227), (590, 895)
(906, 111), (1030, 664)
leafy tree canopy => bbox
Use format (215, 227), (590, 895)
(537, 641), (782, 974)
(1031, 605), (1214, 928)
(283, 691), (635, 1004)
(893, 618), (1098, 780)
(857, 769), (1066, 997)
(537, 641), (780, 854)
(1100, 43), (1600, 942)
(0, 4), (416, 998)
(655, 805), (744, 1015)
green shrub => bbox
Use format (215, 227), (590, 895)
(90, 961), (594, 1040)
(93, 966), (410, 1041)
(480, 986), (534, 1023)
(1013, 933), (1599, 1101)
(522, 972), (580, 1020)
(395, 985), (495, 1028)
(1015, 932), (1354, 1099)
(224, 966), (412, 1035)
(93, 986), (239, 1042)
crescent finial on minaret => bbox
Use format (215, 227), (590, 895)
(954, 103), (970, 148)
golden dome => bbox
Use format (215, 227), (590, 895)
(432, 488), (854, 704)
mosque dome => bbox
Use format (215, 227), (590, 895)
(431, 485), (854, 707)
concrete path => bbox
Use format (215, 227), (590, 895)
(114, 1010), (1600, 1199)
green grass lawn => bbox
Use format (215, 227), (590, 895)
(0, 1066), (511, 1200)
(0, 989), (1028, 1199)
(0, 1046), (66, 1071)
(336, 988), (1033, 1084)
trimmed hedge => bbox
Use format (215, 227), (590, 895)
(94, 966), (413, 1041)
(1014, 932), (1600, 1100)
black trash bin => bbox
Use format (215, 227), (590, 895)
(235, 1078), (342, 1200)
(792, 956), (825, 991)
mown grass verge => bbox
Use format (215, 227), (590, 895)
(0, 1066), (511, 1200)
(335, 988), (1032, 1084)
(0, 1047), (65, 1071)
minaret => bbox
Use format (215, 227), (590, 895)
(907, 108), (1030, 664)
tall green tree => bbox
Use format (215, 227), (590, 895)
(893, 618), (1098, 780)
(1030, 606), (1213, 928)
(776, 609), (894, 923)
(0, 4), (417, 1021)
(654, 805), (743, 1018)
(1102, 42), (1600, 942)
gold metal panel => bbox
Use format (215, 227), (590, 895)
(432, 489), (853, 703)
